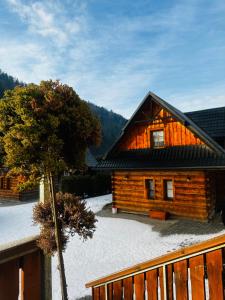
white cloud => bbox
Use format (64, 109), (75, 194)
(6, 0), (85, 45)
(0, 40), (57, 82)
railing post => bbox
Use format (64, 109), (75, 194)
(40, 252), (52, 300)
(163, 265), (167, 300)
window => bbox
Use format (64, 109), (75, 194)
(164, 180), (173, 200)
(151, 130), (164, 148)
(0, 178), (4, 189)
(6, 178), (11, 190)
(145, 179), (155, 199)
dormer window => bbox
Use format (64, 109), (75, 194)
(151, 130), (164, 148)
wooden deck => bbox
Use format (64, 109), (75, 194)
(86, 234), (225, 299)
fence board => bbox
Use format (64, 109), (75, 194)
(93, 287), (100, 300)
(113, 280), (122, 299)
(159, 267), (164, 300)
(174, 260), (188, 300)
(206, 249), (224, 300)
(21, 251), (41, 300)
(134, 273), (145, 300)
(100, 285), (106, 300)
(0, 259), (19, 300)
(166, 264), (173, 300)
(107, 283), (113, 300)
(146, 269), (157, 300)
(189, 255), (205, 300)
(123, 277), (133, 300)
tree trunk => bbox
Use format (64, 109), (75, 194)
(48, 173), (68, 300)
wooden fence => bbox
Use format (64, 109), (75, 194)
(86, 234), (225, 300)
(0, 235), (51, 300)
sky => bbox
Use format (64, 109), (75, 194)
(0, 0), (225, 118)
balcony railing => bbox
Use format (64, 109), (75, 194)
(0, 235), (51, 300)
(86, 234), (225, 300)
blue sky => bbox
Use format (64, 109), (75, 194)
(0, 0), (225, 118)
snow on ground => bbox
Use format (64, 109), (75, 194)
(1, 194), (225, 299)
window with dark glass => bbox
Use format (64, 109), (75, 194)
(164, 180), (173, 200)
(0, 178), (4, 189)
(151, 130), (164, 148)
(6, 178), (11, 190)
(146, 179), (155, 199)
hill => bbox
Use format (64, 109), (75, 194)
(0, 70), (127, 157)
(88, 102), (127, 157)
(0, 70), (25, 97)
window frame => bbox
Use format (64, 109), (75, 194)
(163, 179), (174, 201)
(150, 129), (165, 148)
(145, 178), (155, 200)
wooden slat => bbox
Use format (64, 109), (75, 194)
(123, 277), (133, 300)
(189, 255), (205, 300)
(99, 285), (106, 300)
(107, 283), (113, 300)
(166, 264), (173, 300)
(173, 260), (188, 300)
(146, 269), (158, 300)
(21, 251), (41, 300)
(159, 267), (164, 300)
(206, 249), (224, 300)
(93, 287), (100, 300)
(113, 280), (122, 299)
(134, 273), (145, 300)
(0, 259), (19, 300)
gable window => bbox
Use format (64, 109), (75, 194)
(164, 180), (173, 200)
(145, 179), (155, 199)
(151, 130), (164, 148)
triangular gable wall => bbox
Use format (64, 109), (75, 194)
(106, 92), (225, 158)
(117, 103), (204, 151)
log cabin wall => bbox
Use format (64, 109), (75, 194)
(0, 175), (39, 201)
(112, 170), (215, 221)
(118, 108), (203, 151)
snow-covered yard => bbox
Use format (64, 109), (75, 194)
(0, 194), (225, 299)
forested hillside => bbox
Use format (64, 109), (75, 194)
(88, 102), (127, 157)
(0, 70), (24, 97)
(0, 70), (127, 157)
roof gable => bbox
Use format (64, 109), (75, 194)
(106, 92), (225, 158)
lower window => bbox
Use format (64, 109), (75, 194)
(164, 180), (173, 200)
(145, 179), (155, 200)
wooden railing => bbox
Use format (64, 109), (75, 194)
(0, 235), (51, 300)
(86, 234), (225, 299)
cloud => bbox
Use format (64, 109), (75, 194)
(6, 0), (85, 45)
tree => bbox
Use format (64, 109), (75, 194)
(0, 80), (101, 300)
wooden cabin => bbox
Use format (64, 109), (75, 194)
(0, 168), (39, 202)
(97, 92), (225, 221)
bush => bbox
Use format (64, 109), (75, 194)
(62, 172), (111, 197)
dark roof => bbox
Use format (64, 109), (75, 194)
(106, 92), (225, 158)
(185, 107), (225, 138)
(98, 145), (225, 170)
